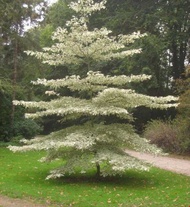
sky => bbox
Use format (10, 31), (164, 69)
(47, 0), (58, 6)
(24, 0), (58, 31)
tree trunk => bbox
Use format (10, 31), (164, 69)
(96, 162), (100, 177)
(10, 38), (18, 136)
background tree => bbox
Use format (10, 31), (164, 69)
(157, 0), (190, 80)
(45, 0), (73, 29)
(0, 79), (12, 141)
(35, 0), (189, 93)
(0, 0), (48, 139)
(89, 0), (190, 91)
(174, 66), (190, 153)
(89, 0), (189, 131)
(9, 0), (178, 179)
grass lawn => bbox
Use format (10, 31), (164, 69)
(0, 147), (189, 207)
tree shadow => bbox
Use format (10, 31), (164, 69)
(49, 169), (161, 189)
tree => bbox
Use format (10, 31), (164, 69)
(87, 0), (188, 130)
(156, 0), (190, 80)
(90, 0), (190, 91)
(44, 0), (73, 29)
(0, 79), (13, 141)
(173, 65), (190, 153)
(9, 0), (178, 179)
(0, 0), (48, 137)
(0, 0), (57, 140)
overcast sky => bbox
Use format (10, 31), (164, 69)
(47, 0), (58, 6)
(24, 0), (58, 31)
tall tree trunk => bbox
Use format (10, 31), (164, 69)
(11, 38), (18, 135)
(171, 42), (179, 80)
(179, 42), (187, 78)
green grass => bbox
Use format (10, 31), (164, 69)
(0, 147), (190, 207)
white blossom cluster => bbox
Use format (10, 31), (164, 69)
(9, 123), (162, 178)
(25, 0), (146, 68)
(8, 123), (163, 154)
(45, 90), (59, 96)
(13, 96), (131, 120)
(13, 71), (178, 121)
(31, 71), (152, 92)
(25, 25), (143, 66)
(94, 88), (179, 109)
(69, 0), (107, 16)
(11, 70), (177, 180)
(10, 0), (179, 179)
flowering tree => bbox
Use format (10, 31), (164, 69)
(9, 0), (178, 179)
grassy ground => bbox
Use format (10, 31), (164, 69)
(0, 147), (190, 207)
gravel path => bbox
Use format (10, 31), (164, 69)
(0, 151), (190, 207)
(125, 149), (190, 176)
(0, 196), (48, 207)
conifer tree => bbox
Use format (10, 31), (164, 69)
(9, 0), (178, 179)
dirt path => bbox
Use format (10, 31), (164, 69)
(1, 151), (190, 207)
(0, 195), (48, 207)
(125, 149), (190, 176)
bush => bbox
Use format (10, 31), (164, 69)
(171, 66), (190, 154)
(144, 119), (190, 154)
(143, 120), (181, 153)
(173, 118), (190, 154)
(13, 119), (42, 139)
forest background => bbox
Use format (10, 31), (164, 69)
(0, 0), (189, 154)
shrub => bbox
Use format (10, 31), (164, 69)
(144, 119), (190, 154)
(171, 67), (190, 154)
(13, 119), (42, 139)
(173, 118), (190, 154)
(144, 120), (181, 153)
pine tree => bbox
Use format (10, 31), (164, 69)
(9, 0), (178, 179)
